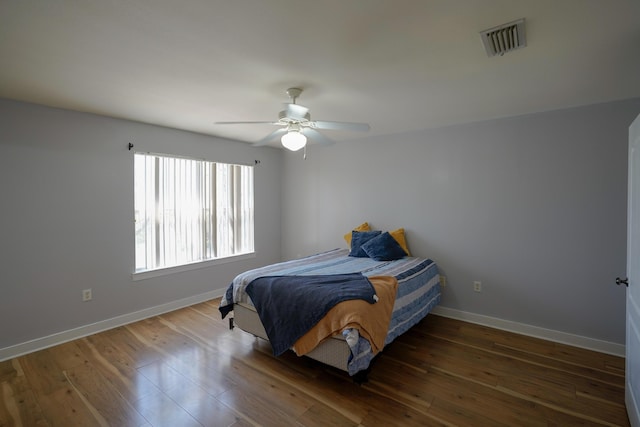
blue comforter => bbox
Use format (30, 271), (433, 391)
(218, 249), (441, 375)
(245, 273), (377, 356)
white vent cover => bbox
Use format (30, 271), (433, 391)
(480, 18), (526, 57)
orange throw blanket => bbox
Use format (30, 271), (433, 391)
(292, 275), (398, 356)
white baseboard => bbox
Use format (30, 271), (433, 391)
(431, 306), (625, 357)
(1, 296), (625, 362)
(0, 289), (226, 362)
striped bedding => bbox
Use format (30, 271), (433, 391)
(221, 248), (441, 375)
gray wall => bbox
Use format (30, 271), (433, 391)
(2, 97), (638, 353)
(281, 98), (640, 345)
(0, 99), (282, 349)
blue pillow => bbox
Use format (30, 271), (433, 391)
(361, 231), (407, 261)
(349, 230), (382, 257)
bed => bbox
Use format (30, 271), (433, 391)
(219, 245), (441, 378)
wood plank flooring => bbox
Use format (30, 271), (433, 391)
(0, 298), (630, 426)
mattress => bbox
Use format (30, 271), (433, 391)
(234, 302), (352, 371)
(220, 248), (441, 375)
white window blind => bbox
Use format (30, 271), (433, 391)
(134, 153), (254, 272)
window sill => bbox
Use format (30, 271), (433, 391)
(132, 252), (256, 281)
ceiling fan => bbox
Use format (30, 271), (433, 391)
(215, 88), (370, 151)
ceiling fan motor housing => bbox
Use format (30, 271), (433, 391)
(279, 110), (310, 122)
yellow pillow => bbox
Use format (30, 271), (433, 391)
(390, 228), (411, 256)
(344, 222), (371, 246)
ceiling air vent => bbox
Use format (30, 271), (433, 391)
(480, 18), (526, 57)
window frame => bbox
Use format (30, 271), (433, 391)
(132, 152), (255, 279)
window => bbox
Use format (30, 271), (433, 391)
(134, 153), (254, 273)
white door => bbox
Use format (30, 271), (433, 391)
(627, 113), (640, 427)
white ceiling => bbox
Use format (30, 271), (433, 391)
(1, 1), (639, 147)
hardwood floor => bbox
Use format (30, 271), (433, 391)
(0, 298), (630, 426)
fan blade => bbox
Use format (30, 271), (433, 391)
(253, 128), (288, 146)
(302, 128), (335, 146)
(284, 103), (310, 120)
(215, 121), (279, 125)
(311, 120), (370, 132)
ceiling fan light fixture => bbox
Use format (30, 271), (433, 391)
(281, 130), (307, 151)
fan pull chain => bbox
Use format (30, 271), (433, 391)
(303, 144), (307, 160)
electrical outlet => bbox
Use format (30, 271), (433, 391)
(82, 289), (92, 301)
(473, 281), (482, 292)
(440, 275), (447, 287)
